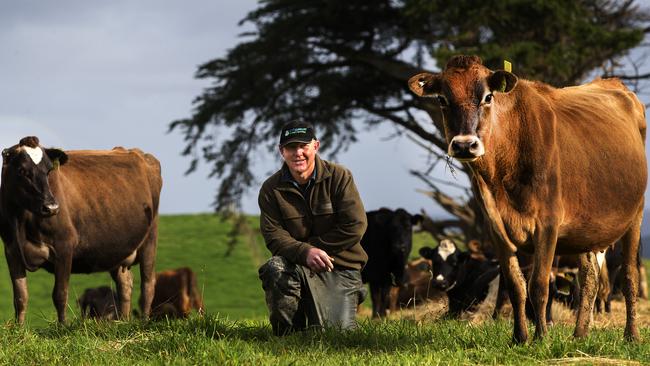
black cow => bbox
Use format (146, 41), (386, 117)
(360, 208), (422, 317)
(78, 286), (119, 320)
(420, 239), (499, 315)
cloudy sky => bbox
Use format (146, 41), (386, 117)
(0, 1), (648, 221)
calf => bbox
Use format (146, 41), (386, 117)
(360, 208), (422, 317)
(390, 257), (435, 309)
(145, 267), (204, 319)
(419, 239), (499, 315)
(78, 286), (118, 320)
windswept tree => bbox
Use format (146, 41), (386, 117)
(171, 0), (650, 241)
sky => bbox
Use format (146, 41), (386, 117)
(0, 0), (648, 224)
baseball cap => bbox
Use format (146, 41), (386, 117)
(279, 120), (317, 147)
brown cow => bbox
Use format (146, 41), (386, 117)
(146, 267), (204, 319)
(78, 286), (119, 320)
(0, 136), (162, 323)
(408, 55), (646, 342)
(389, 257), (434, 310)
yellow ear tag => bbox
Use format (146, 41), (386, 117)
(504, 60), (512, 73)
(52, 158), (60, 171)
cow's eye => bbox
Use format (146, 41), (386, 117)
(437, 95), (448, 107)
(484, 93), (493, 104)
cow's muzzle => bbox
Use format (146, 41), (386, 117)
(40, 202), (60, 216)
(449, 135), (484, 162)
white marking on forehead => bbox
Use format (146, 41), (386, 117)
(437, 239), (457, 261)
(596, 251), (606, 270)
(435, 274), (444, 282)
(23, 146), (43, 165)
(418, 80), (425, 87)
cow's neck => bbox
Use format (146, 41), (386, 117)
(469, 82), (556, 250)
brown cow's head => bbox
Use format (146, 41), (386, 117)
(1, 136), (68, 217)
(408, 55), (518, 162)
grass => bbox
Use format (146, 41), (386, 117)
(0, 214), (649, 365)
(0, 214), (268, 326)
(0, 316), (648, 365)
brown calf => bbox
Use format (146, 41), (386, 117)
(146, 267), (204, 319)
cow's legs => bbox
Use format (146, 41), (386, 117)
(138, 217), (158, 319)
(529, 227), (558, 339)
(494, 245), (528, 343)
(4, 246), (28, 323)
(492, 273), (508, 320)
(621, 210), (642, 342)
(52, 250), (73, 323)
(110, 266), (133, 319)
(573, 252), (598, 338)
(369, 283), (387, 318)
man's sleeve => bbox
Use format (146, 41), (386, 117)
(308, 169), (367, 253)
(258, 185), (313, 265)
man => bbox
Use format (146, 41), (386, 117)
(258, 120), (368, 335)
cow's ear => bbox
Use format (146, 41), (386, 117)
(408, 72), (442, 97)
(419, 247), (433, 259)
(45, 148), (68, 169)
(487, 70), (517, 93)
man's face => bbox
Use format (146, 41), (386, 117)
(280, 140), (320, 177)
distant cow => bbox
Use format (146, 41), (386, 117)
(360, 208), (422, 317)
(78, 286), (118, 320)
(0, 136), (162, 323)
(409, 55), (646, 342)
(419, 239), (499, 315)
(389, 257), (435, 309)
(146, 267), (204, 319)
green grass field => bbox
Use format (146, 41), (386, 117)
(0, 214), (268, 326)
(0, 214), (649, 365)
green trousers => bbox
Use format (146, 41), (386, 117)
(259, 256), (366, 336)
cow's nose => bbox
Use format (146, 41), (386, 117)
(41, 203), (60, 216)
(449, 135), (484, 160)
(434, 275), (447, 288)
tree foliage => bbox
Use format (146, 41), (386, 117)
(170, 0), (650, 238)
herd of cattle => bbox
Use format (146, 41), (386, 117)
(360, 208), (649, 326)
(0, 54), (648, 344)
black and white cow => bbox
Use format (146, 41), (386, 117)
(360, 208), (422, 317)
(419, 239), (499, 315)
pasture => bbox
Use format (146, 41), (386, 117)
(0, 214), (649, 364)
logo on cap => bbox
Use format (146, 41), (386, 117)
(285, 128), (307, 136)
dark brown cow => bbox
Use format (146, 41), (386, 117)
(146, 267), (204, 319)
(78, 286), (118, 320)
(389, 257), (434, 310)
(408, 55), (646, 342)
(0, 136), (162, 323)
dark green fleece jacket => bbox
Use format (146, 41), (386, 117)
(258, 155), (368, 270)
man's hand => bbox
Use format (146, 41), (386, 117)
(305, 248), (334, 274)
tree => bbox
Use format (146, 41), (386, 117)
(170, 0), (650, 241)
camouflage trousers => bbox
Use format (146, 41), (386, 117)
(258, 256), (367, 336)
